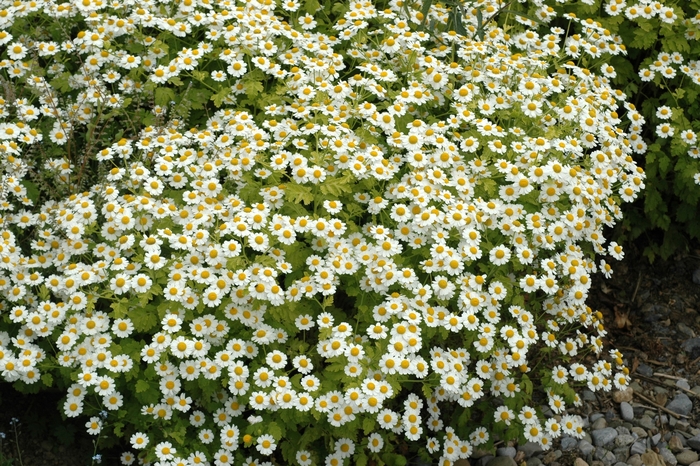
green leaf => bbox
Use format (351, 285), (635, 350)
(421, 383), (433, 400)
(321, 295), (334, 309)
(191, 70), (208, 81)
(120, 339), (144, 360)
(637, 18), (655, 32)
(643, 245), (657, 263)
(41, 373), (53, 387)
(521, 374), (533, 396)
(149, 38), (169, 55)
(285, 183), (314, 205)
(420, 0), (433, 27)
(457, 406), (471, 426)
(188, 88), (213, 110)
(52, 424), (76, 445)
(130, 306), (158, 332)
(677, 202), (698, 223)
(382, 453), (407, 466)
(138, 283), (162, 306)
(304, 0), (320, 14)
(355, 126), (379, 145)
(671, 137), (687, 157)
(283, 244), (311, 272)
(475, 7), (483, 40)
(226, 256), (248, 272)
(155, 87), (177, 107)
(20, 180), (40, 203)
(299, 425), (324, 447)
(478, 178), (498, 197)
(50, 72), (72, 93)
(356, 452), (369, 466)
(325, 363), (346, 372)
(167, 425), (187, 445)
(631, 28), (657, 49)
(319, 171), (355, 196)
(36, 285), (50, 301)
(135, 380), (150, 393)
(331, 2), (347, 15)
(660, 226), (685, 259)
(113, 422), (124, 437)
(662, 35), (691, 54)
(243, 79), (265, 99)
(267, 421), (284, 441)
(362, 417), (376, 435)
(110, 298), (130, 319)
(211, 86), (232, 107)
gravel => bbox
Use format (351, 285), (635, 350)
(681, 337), (700, 359)
(667, 393), (694, 416)
(555, 255), (700, 466)
(488, 380), (698, 466)
(578, 440), (595, 456)
(630, 441), (646, 456)
(592, 428), (619, 447)
(660, 447), (679, 466)
(449, 253), (700, 466)
(620, 402), (634, 421)
(561, 437), (578, 451)
(636, 363), (654, 377)
(614, 434), (635, 447)
(496, 447), (516, 458)
(677, 450), (700, 465)
(486, 457), (517, 466)
(688, 434), (700, 451)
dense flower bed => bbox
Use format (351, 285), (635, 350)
(0, 0), (643, 464)
(538, 0), (700, 261)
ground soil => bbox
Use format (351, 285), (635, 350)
(0, 387), (101, 465)
(591, 243), (700, 376)
(585, 241), (700, 428)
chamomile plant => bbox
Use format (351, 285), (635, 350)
(0, 0), (640, 464)
(533, 0), (700, 261)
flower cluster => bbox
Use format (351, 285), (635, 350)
(0, 0), (640, 464)
(554, 0), (700, 260)
(633, 43), (700, 176)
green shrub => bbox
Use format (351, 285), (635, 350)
(524, 0), (700, 261)
(0, 0), (637, 465)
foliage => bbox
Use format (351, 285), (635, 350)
(512, 0), (700, 262)
(0, 0), (640, 465)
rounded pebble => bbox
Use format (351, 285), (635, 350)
(620, 402), (634, 421)
(666, 393), (693, 416)
(561, 437), (578, 451)
(496, 447), (516, 458)
(591, 427), (619, 447)
(677, 450), (700, 466)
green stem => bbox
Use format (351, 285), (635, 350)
(11, 419), (23, 466)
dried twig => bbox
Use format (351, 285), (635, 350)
(615, 346), (640, 353)
(633, 392), (690, 419)
(653, 372), (686, 381)
(633, 373), (700, 399)
(631, 270), (642, 304)
(646, 360), (668, 366)
(635, 403), (664, 412)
